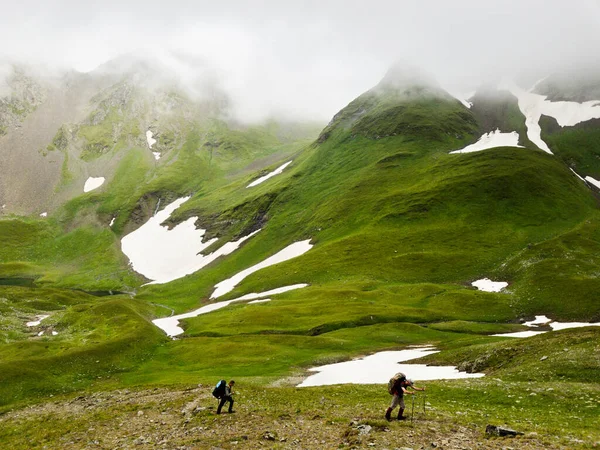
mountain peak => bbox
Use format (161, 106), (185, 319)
(317, 62), (473, 143)
(376, 62), (440, 91)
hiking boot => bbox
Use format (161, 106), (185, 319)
(228, 410), (235, 414)
(385, 407), (392, 421)
(397, 415), (407, 420)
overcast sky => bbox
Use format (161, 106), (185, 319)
(2, 0), (600, 121)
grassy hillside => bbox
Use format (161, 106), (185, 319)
(1, 70), (600, 448)
(541, 115), (600, 179)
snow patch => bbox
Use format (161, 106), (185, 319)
(493, 315), (600, 338)
(84, 177), (105, 193)
(471, 278), (508, 292)
(109, 217), (116, 227)
(152, 152), (161, 160)
(298, 347), (484, 387)
(235, 284), (308, 301)
(571, 169), (586, 182)
(523, 315), (551, 327)
(26, 315), (49, 327)
(153, 283), (308, 337)
(146, 130), (157, 148)
(501, 80), (600, 154)
(248, 298), (271, 304)
(37, 331), (44, 336)
(121, 197), (260, 285)
(584, 176), (600, 190)
(51, 331), (58, 336)
(211, 240), (313, 298)
(247, 161), (292, 188)
(450, 129), (523, 154)
(550, 321), (600, 331)
(492, 330), (547, 338)
(447, 90), (475, 108)
(39, 212), (47, 217)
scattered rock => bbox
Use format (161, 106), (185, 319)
(540, 356), (548, 361)
(133, 436), (148, 445)
(357, 424), (372, 436)
(485, 425), (524, 437)
(262, 431), (276, 441)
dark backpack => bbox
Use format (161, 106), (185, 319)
(387, 372), (406, 395)
(212, 379), (227, 399)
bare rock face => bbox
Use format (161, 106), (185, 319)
(0, 54), (230, 216)
(0, 66), (47, 135)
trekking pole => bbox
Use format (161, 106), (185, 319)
(423, 391), (426, 419)
(411, 393), (415, 423)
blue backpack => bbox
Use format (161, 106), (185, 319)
(212, 380), (226, 399)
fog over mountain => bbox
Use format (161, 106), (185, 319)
(2, 0), (600, 121)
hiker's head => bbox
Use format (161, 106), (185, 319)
(404, 379), (414, 386)
(229, 380), (235, 386)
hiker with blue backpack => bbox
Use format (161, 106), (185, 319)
(385, 372), (425, 421)
(212, 379), (236, 414)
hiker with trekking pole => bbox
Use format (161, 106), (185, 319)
(385, 372), (425, 421)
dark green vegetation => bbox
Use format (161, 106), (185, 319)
(541, 115), (600, 179)
(1, 68), (599, 448)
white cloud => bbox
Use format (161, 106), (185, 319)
(1, 1), (599, 122)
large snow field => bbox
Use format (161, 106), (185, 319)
(247, 161), (292, 188)
(298, 347), (484, 387)
(121, 197), (260, 285)
(450, 129), (522, 154)
(152, 284), (308, 337)
(84, 177), (105, 193)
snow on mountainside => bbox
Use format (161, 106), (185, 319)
(499, 79), (600, 154)
(450, 129), (522, 154)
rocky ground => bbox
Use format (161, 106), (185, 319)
(0, 386), (571, 449)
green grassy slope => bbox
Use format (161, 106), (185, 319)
(0, 285), (167, 408)
(1, 71), (600, 450)
(0, 216), (142, 289)
(541, 115), (600, 179)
